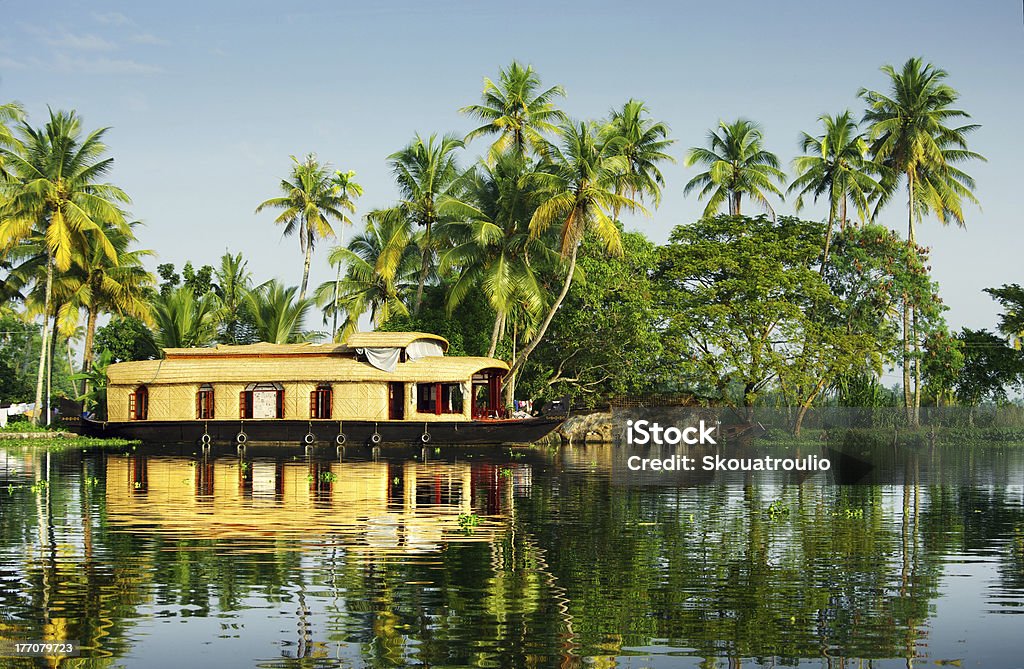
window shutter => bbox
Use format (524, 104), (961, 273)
(196, 391), (201, 419)
(239, 391), (246, 419)
(277, 389), (284, 419)
(309, 390), (317, 418)
(129, 392), (136, 420)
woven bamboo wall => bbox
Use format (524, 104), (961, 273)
(108, 386), (131, 421)
(336, 382), (387, 421)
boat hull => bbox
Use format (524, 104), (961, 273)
(70, 416), (564, 446)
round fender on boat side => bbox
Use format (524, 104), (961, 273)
(370, 432), (382, 445)
(236, 432), (247, 445)
(200, 433), (211, 446)
(420, 432), (432, 444)
(335, 433), (346, 446)
(304, 432), (316, 445)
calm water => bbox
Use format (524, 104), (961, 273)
(1, 442), (1023, 668)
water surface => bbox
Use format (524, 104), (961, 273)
(1, 442), (1022, 668)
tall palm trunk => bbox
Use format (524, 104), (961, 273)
(905, 171), (920, 427)
(414, 222), (431, 314)
(507, 243), (579, 381)
(81, 305), (99, 398)
(331, 261), (341, 341)
(299, 229), (313, 302)
(487, 311), (504, 359)
(820, 199), (836, 275)
(33, 256), (53, 426)
(47, 314), (58, 426)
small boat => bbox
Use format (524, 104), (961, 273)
(70, 332), (565, 446)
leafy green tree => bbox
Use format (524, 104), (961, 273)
(369, 134), (465, 313)
(922, 327), (964, 407)
(506, 120), (642, 400)
(0, 109), (130, 423)
(984, 284), (1024, 350)
(460, 61), (566, 162)
(245, 279), (314, 344)
(604, 99), (675, 218)
(788, 111), (883, 271)
(683, 118), (785, 218)
(0, 306), (37, 403)
(255, 154), (357, 300)
(954, 329), (1024, 414)
(521, 229), (663, 406)
(93, 315), (158, 362)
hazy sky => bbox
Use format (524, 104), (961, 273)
(1, 1), (1021, 337)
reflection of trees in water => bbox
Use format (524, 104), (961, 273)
(3, 448), (1024, 666)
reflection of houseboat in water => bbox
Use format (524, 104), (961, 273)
(73, 332), (564, 445)
(106, 455), (524, 553)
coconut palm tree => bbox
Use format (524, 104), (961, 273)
(788, 111), (884, 271)
(604, 99), (675, 218)
(441, 152), (554, 357)
(460, 61), (566, 162)
(0, 101), (24, 179)
(64, 220), (153, 385)
(859, 57), (983, 244)
(0, 109), (130, 424)
(321, 217), (419, 339)
(212, 251), (255, 344)
(245, 280), (313, 344)
(151, 286), (219, 349)
(255, 154), (358, 301)
(505, 120), (644, 390)
(859, 57), (984, 424)
(683, 118), (785, 218)
(368, 133), (464, 313)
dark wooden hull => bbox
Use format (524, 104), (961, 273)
(69, 416), (564, 446)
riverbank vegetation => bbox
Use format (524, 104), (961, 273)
(2, 59), (1022, 435)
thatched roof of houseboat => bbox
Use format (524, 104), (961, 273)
(107, 355), (507, 386)
(345, 332), (449, 352)
(161, 332), (448, 359)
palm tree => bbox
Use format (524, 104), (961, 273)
(65, 220), (153, 386)
(859, 57), (984, 424)
(320, 217), (419, 338)
(326, 170), (364, 336)
(245, 280), (314, 344)
(255, 154), (358, 301)
(0, 101), (24, 179)
(684, 118), (785, 218)
(0, 109), (130, 424)
(505, 120), (644, 391)
(212, 251), (254, 344)
(604, 99), (676, 218)
(368, 134), (464, 313)
(788, 111), (884, 271)
(151, 286), (218, 349)
(460, 61), (566, 162)
(441, 152), (553, 357)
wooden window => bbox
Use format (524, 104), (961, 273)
(310, 384), (332, 419)
(417, 382), (463, 415)
(241, 383), (284, 419)
(130, 386), (148, 420)
(196, 384), (215, 419)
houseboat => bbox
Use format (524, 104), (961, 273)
(74, 332), (565, 446)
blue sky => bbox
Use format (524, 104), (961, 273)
(1, 0), (1021, 338)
